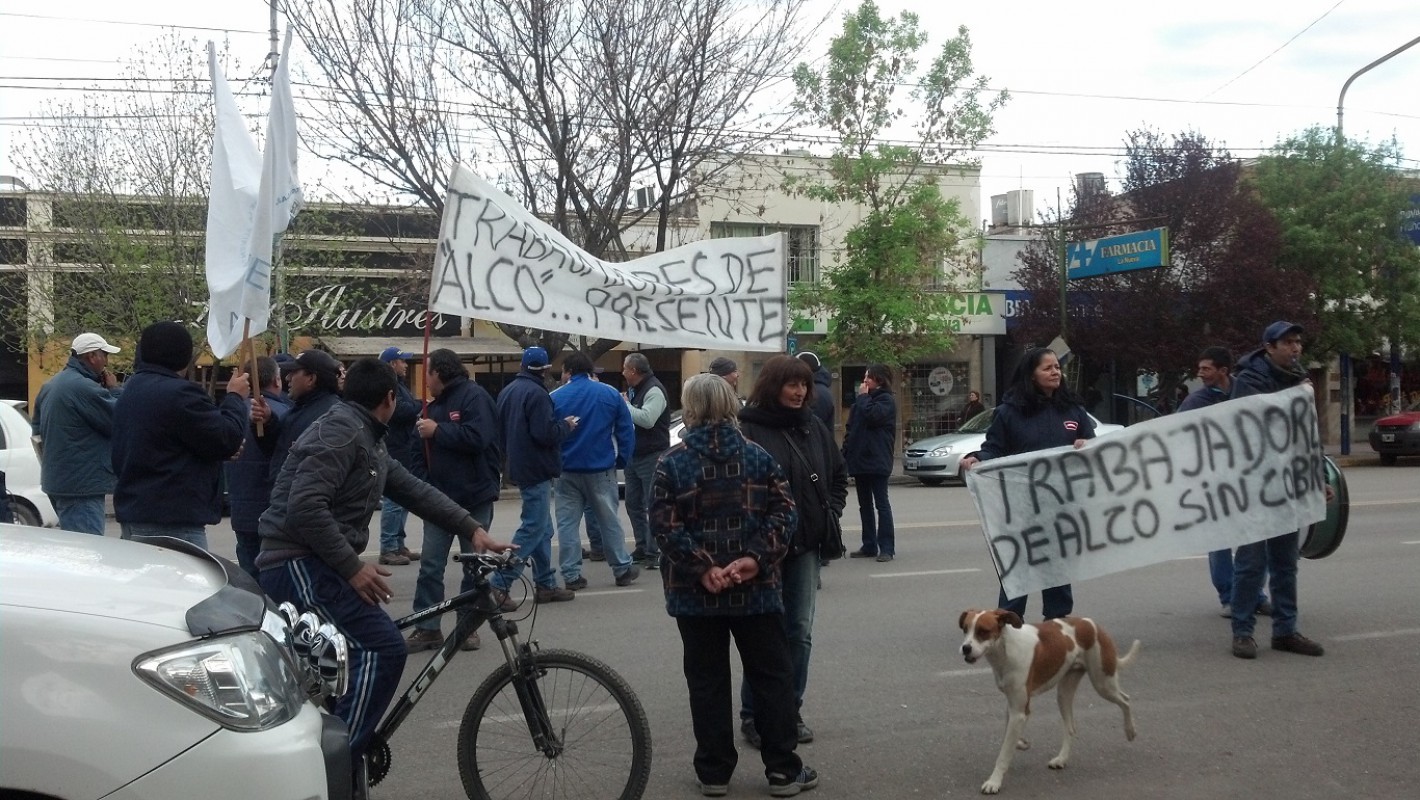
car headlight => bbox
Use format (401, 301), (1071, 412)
(930, 445), (956, 457)
(134, 630), (306, 731)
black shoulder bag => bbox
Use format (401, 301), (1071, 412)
(782, 430), (847, 561)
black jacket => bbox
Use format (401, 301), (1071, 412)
(974, 392), (1095, 461)
(260, 387), (341, 482)
(226, 390), (293, 533)
(497, 370), (571, 487)
(423, 374), (502, 509)
(386, 379), (424, 477)
(842, 387), (896, 476)
(739, 404), (847, 555)
(112, 365), (247, 526)
(258, 401), (480, 579)
(1231, 348), (1306, 399)
(809, 366), (835, 431)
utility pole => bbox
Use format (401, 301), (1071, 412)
(1335, 34), (1420, 454)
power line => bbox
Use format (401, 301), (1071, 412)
(0, 10), (266, 35)
(1199, 0), (1347, 100)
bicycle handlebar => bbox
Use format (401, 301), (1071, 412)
(452, 551), (523, 570)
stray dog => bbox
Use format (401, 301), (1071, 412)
(958, 609), (1140, 794)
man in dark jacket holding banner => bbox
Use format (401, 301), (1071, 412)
(1227, 321), (1325, 660)
(405, 348), (502, 651)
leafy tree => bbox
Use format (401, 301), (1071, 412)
(1250, 126), (1420, 360)
(787, 0), (1005, 367)
(1012, 129), (1312, 401)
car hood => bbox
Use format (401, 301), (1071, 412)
(0, 526), (253, 634)
(908, 431), (984, 451)
(1376, 411), (1420, 427)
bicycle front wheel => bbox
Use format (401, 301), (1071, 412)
(457, 648), (652, 800)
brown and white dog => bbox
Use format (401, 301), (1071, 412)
(957, 609), (1140, 794)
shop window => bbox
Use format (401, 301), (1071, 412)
(903, 362), (972, 443)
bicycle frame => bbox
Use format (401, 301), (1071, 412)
(371, 557), (561, 756)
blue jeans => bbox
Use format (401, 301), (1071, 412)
(412, 503), (493, 633)
(52, 495), (107, 536)
(233, 529), (261, 580)
(379, 497), (409, 553)
(1232, 532), (1300, 639)
(854, 474), (894, 556)
(585, 502), (604, 555)
(493, 481), (557, 591)
(999, 584), (1073, 620)
(260, 556), (406, 762)
(624, 452), (662, 558)
(121, 522), (208, 551)
(741, 550), (819, 721)
(1209, 548), (1267, 607)
(555, 471), (634, 582)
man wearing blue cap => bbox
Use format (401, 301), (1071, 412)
(1227, 320), (1325, 660)
(377, 346), (423, 565)
(494, 346), (577, 605)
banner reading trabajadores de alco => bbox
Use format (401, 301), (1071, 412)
(966, 384), (1327, 599)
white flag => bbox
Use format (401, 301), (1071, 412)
(204, 42), (261, 358)
(205, 29), (303, 359)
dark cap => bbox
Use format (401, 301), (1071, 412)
(274, 353), (298, 375)
(294, 349), (341, 379)
(797, 351), (821, 371)
(1263, 321), (1303, 344)
(379, 345), (417, 363)
(521, 346), (551, 371)
(137, 321), (193, 372)
(708, 356), (738, 377)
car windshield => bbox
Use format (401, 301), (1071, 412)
(958, 409), (995, 434)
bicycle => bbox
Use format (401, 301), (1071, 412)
(362, 551), (653, 800)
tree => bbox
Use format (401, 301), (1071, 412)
(786, 0), (1005, 367)
(1012, 129), (1312, 401)
(288, 0), (817, 356)
(1250, 127), (1420, 361)
(5, 31), (225, 355)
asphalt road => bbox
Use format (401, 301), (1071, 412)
(191, 465), (1420, 799)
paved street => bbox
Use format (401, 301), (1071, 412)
(184, 465), (1419, 799)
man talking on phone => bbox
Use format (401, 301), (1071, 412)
(33, 332), (124, 535)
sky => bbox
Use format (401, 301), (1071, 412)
(1, 0), (1416, 224)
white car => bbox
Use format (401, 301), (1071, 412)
(0, 526), (354, 800)
(903, 408), (1125, 486)
(0, 400), (58, 526)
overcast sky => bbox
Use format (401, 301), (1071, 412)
(2, 0), (1416, 223)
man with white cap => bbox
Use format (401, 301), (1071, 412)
(33, 332), (123, 535)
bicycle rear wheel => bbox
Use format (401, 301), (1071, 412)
(457, 648), (652, 800)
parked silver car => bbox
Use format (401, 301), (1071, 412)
(903, 408), (1124, 486)
(0, 399), (58, 526)
(0, 526), (353, 800)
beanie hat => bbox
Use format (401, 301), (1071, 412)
(521, 346), (551, 371)
(137, 321), (193, 372)
(708, 356), (738, 377)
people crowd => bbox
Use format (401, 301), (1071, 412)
(28, 322), (1334, 796)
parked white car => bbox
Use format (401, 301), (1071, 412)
(0, 399), (58, 526)
(903, 408), (1125, 486)
(0, 526), (353, 800)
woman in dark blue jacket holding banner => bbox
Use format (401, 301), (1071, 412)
(961, 347), (1095, 620)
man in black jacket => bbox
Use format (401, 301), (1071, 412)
(1227, 321), (1325, 660)
(377, 346), (423, 566)
(257, 358), (509, 794)
(406, 349), (502, 651)
(112, 322), (249, 550)
(253, 348), (342, 480)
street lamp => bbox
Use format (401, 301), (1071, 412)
(1334, 34), (1420, 455)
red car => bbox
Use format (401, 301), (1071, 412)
(1369, 400), (1420, 465)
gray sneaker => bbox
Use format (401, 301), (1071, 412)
(565, 576), (589, 591)
(616, 565), (641, 586)
(768, 766), (819, 797)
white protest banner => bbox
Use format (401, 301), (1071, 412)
(430, 164), (788, 351)
(965, 384), (1327, 600)
(205, 30), (303, 359)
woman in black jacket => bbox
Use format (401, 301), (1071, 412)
(842, 363), (897, 560)
(961, 347), (1095, 620)
(737, 355), (848, 748)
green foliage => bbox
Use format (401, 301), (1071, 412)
(787, 0), (1004, 367)
(1250, 127), (1420, 358)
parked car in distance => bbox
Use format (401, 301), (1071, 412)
(0, 399), (58, 526)
(617, 411), (685, 496)
(903, 408), (1125, 486)
(0, 526), (354, 800)
(1369, 400), (1420, 465)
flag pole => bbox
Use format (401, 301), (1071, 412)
(241, 318), (265, 436)
(420, 308), (433, 465)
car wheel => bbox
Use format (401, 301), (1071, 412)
(918, 478), (946, 487)
(9, 497), (41, 527)
(1380, 454), (1398, 466)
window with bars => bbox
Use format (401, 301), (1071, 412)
(710, 222), (820, 284)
